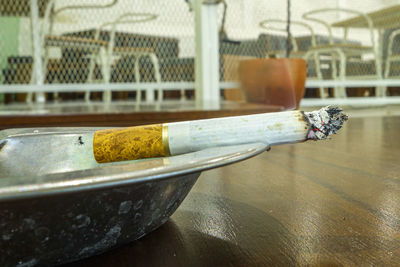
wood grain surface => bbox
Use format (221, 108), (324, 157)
(0, 102), (282, 129)
(61, 115), (400, 266)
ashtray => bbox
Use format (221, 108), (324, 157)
(0, 128), (267, 266)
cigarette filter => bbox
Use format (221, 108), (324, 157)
(93, 106), (348, 163)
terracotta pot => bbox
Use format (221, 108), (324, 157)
(238, 58), (307, 109)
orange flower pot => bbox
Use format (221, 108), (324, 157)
(238, 58), (307, 109)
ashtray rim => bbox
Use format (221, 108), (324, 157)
(0, 127), (268, 201)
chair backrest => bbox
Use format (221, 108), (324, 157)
(92, 13), (158, 57)
(259, 19), (316, 53)
(302, 8), (375, 50)
(41, 0), (119, 43)
(40, 0), (120, 85)
(40, 0), (119, 78)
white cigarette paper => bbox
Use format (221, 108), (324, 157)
(166, 106), (348, 155)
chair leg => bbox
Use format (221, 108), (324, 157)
(103, 91), (112, 103)
(42, 54), (50, 102)
(142, 56), (154, 103)
(26, 92), (33, 103)
(34, 52), (47, 103)
(28, 67), (43, 103)
(303, 51), (325, 98)
(84, 91), (91, 103)
(313, 52), (326, 98)
(100, 49), (111, 103)
(180, 89), (186, 101)
(85, 53), (98, 102)
(376, 56), (385, 97)
(149, 53), (162, 102)
(330, 53), (340, 98)
(382, 59), (392, 97)
(384, 60), (391, 79)
(376, 86), (386, 97)
(337, 50), (347, 98)
(134, 56), (141, 104)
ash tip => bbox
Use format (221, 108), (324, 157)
(324, 105), (349, 124)
(305, 105), (348, 140)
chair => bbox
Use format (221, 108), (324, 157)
(302, 8), (382, 98)
(259, 19), (327, 98)
(27, 0), (118, 103)
(384, 29), (400, 79)
(85, 12), (159, 103)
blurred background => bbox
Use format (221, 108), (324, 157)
(1, 0), (400, 117)
(2, 2), (400, 266)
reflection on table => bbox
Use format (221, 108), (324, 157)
(59, 115), (400, 266)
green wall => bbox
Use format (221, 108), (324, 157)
(0, 16), (20, 102)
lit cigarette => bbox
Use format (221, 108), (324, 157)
(93, 106), (348, 163)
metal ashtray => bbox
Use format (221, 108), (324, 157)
(0, 128), (268, 266)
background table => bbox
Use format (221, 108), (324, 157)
(332, 5), (400, 29)
(332, 5), (400, 76)
(56, 114), (400, 266)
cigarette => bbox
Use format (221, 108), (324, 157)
(93, 106), (348, 163)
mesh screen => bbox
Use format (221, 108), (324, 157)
(0, 0), (195, 102)
(219, 0), (400, 98)
(1, 0), (400, 103)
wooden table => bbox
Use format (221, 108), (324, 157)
(331, 5), (400, 51)
(0, 101), (283, 129)
(332, 5), (400, 81)
(332, 5), (400, 29)
(58, 114), (400, 266)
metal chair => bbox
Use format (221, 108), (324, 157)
(303, 8), (382, 98)
(27, 0), (118, 103)
(85, 12), (159, 103)
(259, 19), (327, 98)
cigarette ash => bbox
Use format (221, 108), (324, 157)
(304, 106), (348, 140)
